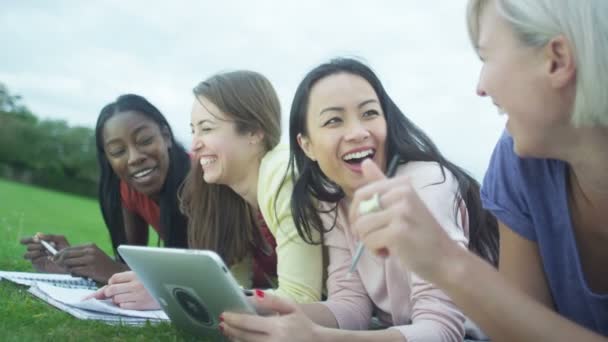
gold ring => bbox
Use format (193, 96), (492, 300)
(358, 193), (381, 215)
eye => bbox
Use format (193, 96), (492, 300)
(362, 109), (380, 118)
(107, 148), (125, 158)
(138, 136), (155, 145)
(322, 117), (342, 127)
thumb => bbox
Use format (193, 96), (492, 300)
(254, 291), (296, 316)
(361, 158), (386, 183)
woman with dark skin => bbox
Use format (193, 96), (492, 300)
(21, 94), (189, 283)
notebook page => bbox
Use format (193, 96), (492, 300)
(28, 286), (162, 326)
(34, 282), (169, 320)
(0, 271), (97, 289)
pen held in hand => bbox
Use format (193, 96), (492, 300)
(40, 239), (58, 256)
(346, 155), (401, 279)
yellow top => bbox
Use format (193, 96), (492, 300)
(230, 145), (323, 303)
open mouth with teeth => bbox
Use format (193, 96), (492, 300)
(342, 149), (375, 166)
(130, 167), (158, 182)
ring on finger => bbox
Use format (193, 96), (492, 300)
(358, 193), (382, 215)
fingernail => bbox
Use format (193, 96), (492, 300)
(218, 324), (224, 333)
(219, 314), (224, 322)
(254, 289), (265, 298)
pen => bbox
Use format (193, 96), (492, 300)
(40, 239), (58, 256)
(346, 154), (401, 278)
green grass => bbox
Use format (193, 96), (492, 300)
(0, 179), (201, 341)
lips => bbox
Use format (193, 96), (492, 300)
(129, 166), (158, 184)
(341, 147), (376, 174)
(342, 148), (375, 164)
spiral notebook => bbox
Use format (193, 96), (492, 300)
(0, 271), (97, 290)
(1, 271), (169, 325)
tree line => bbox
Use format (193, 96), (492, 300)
(0, 83), (99, 197)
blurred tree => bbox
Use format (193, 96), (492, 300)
(0, 82), (99, 197)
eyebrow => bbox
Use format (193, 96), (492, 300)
(319, 99), (379, 116)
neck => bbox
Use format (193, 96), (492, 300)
(562, 126), (608, 201)
(228, 157), (262, 210)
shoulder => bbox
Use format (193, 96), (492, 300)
(257, 145), (293, 224)
(482, 131), (565, 190)
(260, 144), (290, 173)
(481, 131), (567, 240)
(396, 161), (459, 194)
(258, 144), (290, 192)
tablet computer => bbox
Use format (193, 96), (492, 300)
(117, 245), (255, 340)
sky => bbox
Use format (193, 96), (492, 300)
(0, 0), (506, 180)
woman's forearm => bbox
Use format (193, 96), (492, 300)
(313, 325), (404, 342)
(300, 302), (339, 328)
(435, 248), (606, 342)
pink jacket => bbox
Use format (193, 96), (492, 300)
(321, 161), (469, 342)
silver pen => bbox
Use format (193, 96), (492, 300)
(40, 239), (58, 255)
(346, 155), (400, 278)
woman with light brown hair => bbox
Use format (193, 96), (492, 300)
(180, 70), (322, 303)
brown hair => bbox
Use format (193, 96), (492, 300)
(179, 70), (281, 266)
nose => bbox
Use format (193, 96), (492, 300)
(191, 136), (203, 153)
(476, 69), (487, 97)
(344, 120), (370, 142)
(127, 146), (145, 166)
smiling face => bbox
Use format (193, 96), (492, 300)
(475, 1), (576, 157)
(190, 96), (262, 186)
(298, 72), (387, 198)
(102, 110), (172, 196)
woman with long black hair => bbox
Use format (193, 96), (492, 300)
(21, 94), (189, 284)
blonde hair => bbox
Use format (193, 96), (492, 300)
(467, 0), (608, 126)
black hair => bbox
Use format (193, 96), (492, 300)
(95, 94), (189, 257)
(287, 58), (499, 266)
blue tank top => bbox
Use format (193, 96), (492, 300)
(481, 131), (608, 336)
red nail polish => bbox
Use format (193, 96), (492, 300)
(255, 289), (265, 298)
(377, 248), (389, 258)
(219, 314), (224, 322)
(219, 324), (224, 333)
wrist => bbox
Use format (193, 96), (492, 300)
(313, 324), (330, 342)
(432, 244), (471, 290)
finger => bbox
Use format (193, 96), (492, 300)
(362, 158), (387, 182)
(20, 236), (36, 244)
(82, 286), (108, 300)
(351, 185), (410, 239)
(351, 207), (393, 240)
(117, 301), (147, 310)
(66, 265), (95, 279)
(103, 283), (135, 297)
(221, 322), (268, 342)
(349, 173), (411, 224)
(359, 227), (396, 258)
(26, 243), (44, 252)
(221, 312), (273, 335)
(37, 233), (65, 242)
(253, 291), (296, 315)
(347, 159), (390, 224)
(60, 255), (92, 268)
(108, 271), (136, 285)
(112, 293), (136, 305)
(53, 247), (88, 263)
(24, 250), (46, 260)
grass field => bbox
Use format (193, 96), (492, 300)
(0, 179), (201, 341)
